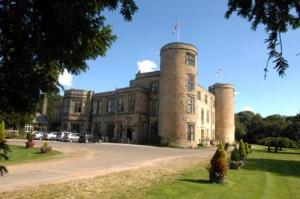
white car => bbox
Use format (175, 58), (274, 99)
(33, 131), (44, 140)
(56, 131), (69, 141)
(44, 132), (58, 140)
(62, 133), (80, 142)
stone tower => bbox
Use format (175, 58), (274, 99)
(159, 42), (198, 147)
(210, 83), (235, 144)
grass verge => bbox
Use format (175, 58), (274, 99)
(0, 145), (62, 165)
(141, 145), (300, 199)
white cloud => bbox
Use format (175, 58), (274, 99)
(58, 69), (72, 87)
(137, 60), (158, 73)
(242, 106), (255, 113)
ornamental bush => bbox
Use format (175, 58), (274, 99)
(25, 133), (35, 148)
(231, 146), (240, 161)
(245, 142), (250, 154)
(230, 146), (242, 169)
(40, 142), (52, 154)
(239, 139), (247, 160)
(0, 121), (5, 141)
(208, 144), (227, 183)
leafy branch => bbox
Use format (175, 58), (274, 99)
(225, 0), (300, 78)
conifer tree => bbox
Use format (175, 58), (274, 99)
(239, 139), (247, 160)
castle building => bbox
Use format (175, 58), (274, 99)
(61, 42), (235, 147)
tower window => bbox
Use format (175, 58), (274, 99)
(197, 91), (201, 100)
(187, 96), (195, 114)
(187, 75), (195, 91)
(185, 52), (195, 66)
(187, 123), (195, 141)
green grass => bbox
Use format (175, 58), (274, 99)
(141, 145), (300, 199)
(0, 145), (63, 165)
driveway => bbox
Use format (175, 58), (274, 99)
(0, 139), (215, 192)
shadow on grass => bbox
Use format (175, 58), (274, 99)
(243, 158), (300, 177)
(179, 179), (211, 184)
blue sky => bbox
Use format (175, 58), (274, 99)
(59, 0), (300, 117)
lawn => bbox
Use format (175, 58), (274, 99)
(0, 145), (62, 165)
(141, 145), (300, 199)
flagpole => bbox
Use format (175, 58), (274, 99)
(177, 19), (180, 42)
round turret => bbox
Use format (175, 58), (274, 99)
(158, 42), (198, 147)
(210, 83), (235, 144)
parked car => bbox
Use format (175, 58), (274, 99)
(79, 133), (101, 143)
(62, 133), (80, 142)
(43, 132), (58, 140)
(56, 131), (69, 141)
(33, 131), (44, 140)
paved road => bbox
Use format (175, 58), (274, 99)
(1, 139), (215, 192)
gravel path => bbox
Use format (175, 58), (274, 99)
(1, 139), (215, 192)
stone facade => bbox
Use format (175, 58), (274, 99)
(60, 42), (235, 147)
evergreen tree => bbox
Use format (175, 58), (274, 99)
(239, 139), (247, 160)
(208, 143), (227, 183)
(0, 121), (5, 141)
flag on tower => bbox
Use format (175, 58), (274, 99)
(172, 20), (180, 42)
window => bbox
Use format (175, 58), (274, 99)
(107, 98), (115, 113)
(187, 75), (195, 91)
(93, 101), (98, 114)
(71, 101), (82, 113)
(116, 122), (123, 138)
(150, 81), (159, 94)
(128, 95), (136, 112)
(201, 108), (204, 124)
(117, 97), (124, 112)
(201, 130), (204, 141)
(106, 123), (114, 139)
(71, 123), (80, 133)
(63, 100), (69, 113)
(205, 95), (208, 104)
(150, 99), (159, 116)
(207, 110), (210, 123)
(197, 91), (201, 100)
(187, 96), (195, 114)
(150, 122), (158, 138)
(185, 52), (195, 66)
(98, 100), (102, 114)
(93, 123), (101, 134)
(187, 123), (195, 141)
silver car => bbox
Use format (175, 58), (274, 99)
(62, 133), (80, 142)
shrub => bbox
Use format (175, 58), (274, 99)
(239, 139), (247, 160)
(231, 147), (240, 161)
(25, 133), (35, 148)
(40, 142), (52, 154)
(208, 144), (227, 183)
(245, 142), (250, 154)
(230, 146), (242, 169)
(0, 121), (5, 141)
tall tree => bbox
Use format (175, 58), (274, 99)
(0, 0), (138, 119)
(225, 0), (300, 78)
